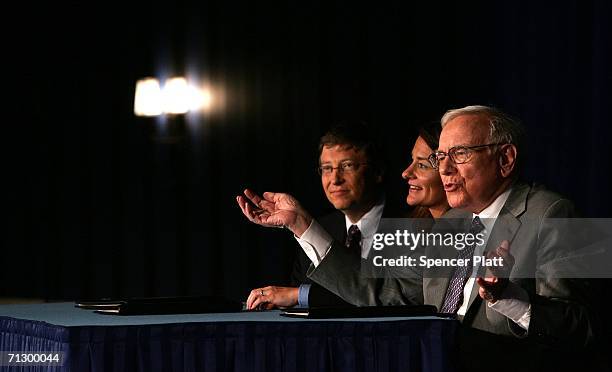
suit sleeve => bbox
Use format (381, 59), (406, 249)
(308, 283), (353, 307)
(514, 198), (601, 347)
(290, 246), (312, 286)
(308, 239), (423, 306)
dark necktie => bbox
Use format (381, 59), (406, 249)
(345, 224), (362, 253)
(440, 216), (485, 314)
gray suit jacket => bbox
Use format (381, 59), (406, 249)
(309, 182), (598, 347)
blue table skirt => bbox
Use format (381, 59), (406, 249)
(0, 303), (457, 372)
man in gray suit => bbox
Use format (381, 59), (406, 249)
(239, 106), (603, 370)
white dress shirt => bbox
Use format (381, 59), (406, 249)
(294, 198), (385, 307)
(296, 198), (385, 267)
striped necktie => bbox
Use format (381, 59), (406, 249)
(440, 216), (485, 314)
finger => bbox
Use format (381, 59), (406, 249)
(484, 244), (514, 276)
(479, 286), (495, 302)
(244, 189), (264, 206)
(239, 197), (261, 222)
(478, 285), (491, 300)
(476, 276), (498, 289)
(262, 192), (281, 202)
(244, 203), (256, 221)
(246, 203), (268, 223)
(476, 277), (495, 300)
(485, 259), (508, 277)
(259, 200), (276, 210)
(497, 246), (515, 267)
(237, 196), (251, 217)
(476, 277), (504, 302)
(486, 240), (511, 258)
(249, 296), (268, 310)
(247, 288), (267, 309)
(499, 240), (510, 253)
(493, 246), (511, 261)
(260, 286), (274, 302)
(246, 289), (259, 309)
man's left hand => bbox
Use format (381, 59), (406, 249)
(476, 240), (515, 303)
(245, 286), (299, 310)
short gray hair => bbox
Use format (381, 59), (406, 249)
(441, 105), (524, 148)
(441, 105), (525, 177)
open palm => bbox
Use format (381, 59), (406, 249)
(237, 189), (308, 230)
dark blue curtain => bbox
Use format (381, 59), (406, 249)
(4, 1), (612, 302)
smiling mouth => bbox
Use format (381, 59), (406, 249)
(331, 190), (349, 195)
(408, 184), (422, 191)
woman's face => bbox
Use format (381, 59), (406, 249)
(401, 136), (447, 209)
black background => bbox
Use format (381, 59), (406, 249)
(4, 1), (612, 302)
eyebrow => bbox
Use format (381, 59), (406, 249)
(437, 143), (471, 151)
(324, 158), (355, 163)
(411, 154), (430, 161)
(320, 158), (355, 164)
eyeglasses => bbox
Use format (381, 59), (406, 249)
(317, 161), (367, 176)
(428, 143), (503, 169)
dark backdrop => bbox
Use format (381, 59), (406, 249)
(4, 1), (612, 302)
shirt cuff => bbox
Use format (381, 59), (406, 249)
(295, 219), (333, 267)
(488, 282), (531, 331)
(297, 284), (311, 308)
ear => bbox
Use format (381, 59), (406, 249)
(498, 144), (517, 178)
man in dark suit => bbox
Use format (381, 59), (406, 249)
(238, 122), (411, 309)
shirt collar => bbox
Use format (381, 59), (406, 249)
(473, 187), (512, 231)
(345, 196), (385, 238)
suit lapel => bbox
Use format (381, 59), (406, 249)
(464, 182), (529, 315)
(481, 183), (528, 256)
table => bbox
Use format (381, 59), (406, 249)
(0, 303), (458, 372)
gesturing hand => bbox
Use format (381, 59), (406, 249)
(236, 189), (313, 237)
(476, 240), (515, 303)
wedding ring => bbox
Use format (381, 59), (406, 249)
(260, 289), (265, 296)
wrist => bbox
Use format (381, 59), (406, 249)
(288, 214), (313, 237)
(290, 287), (299, 303)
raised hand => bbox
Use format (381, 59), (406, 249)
(236, 189), (313, 236)
(476, 240), (515, 303)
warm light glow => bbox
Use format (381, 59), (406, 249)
(188, 86), (213, 112)
(134, 78), (162, 116)
(162, 77), (190, 114)
(134, 76), (216, 116)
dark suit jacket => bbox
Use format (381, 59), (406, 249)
(291, 200), (408, 307)
(290, 211), (353, 307)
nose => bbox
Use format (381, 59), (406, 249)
(331, 168), (345, 184)
(438, 156), (455, 176)
(402, 163), (415, 180)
